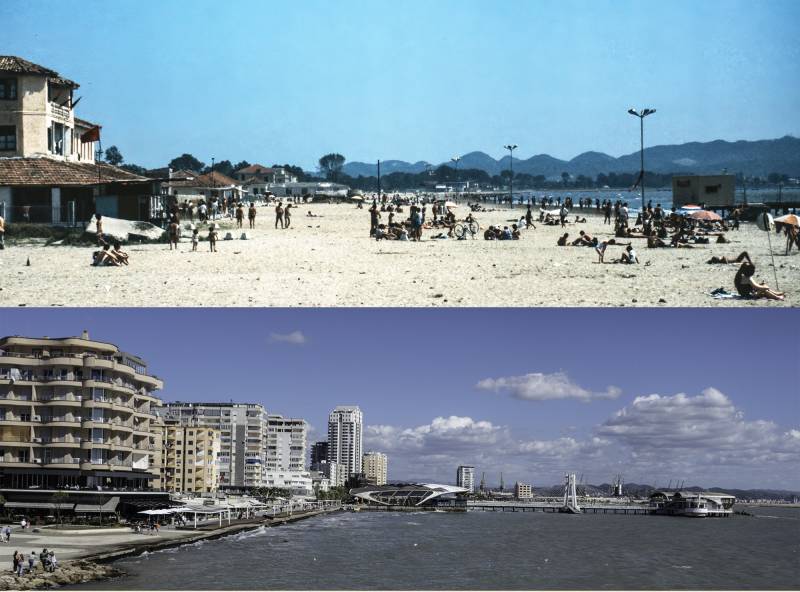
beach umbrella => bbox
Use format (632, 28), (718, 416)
(444, 201), (457, 208)
(350, 195), (364, 201)
(688, 210), (722, 221)
(774, 213), (800, 226)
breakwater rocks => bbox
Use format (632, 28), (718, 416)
(0, 560), (125, 590)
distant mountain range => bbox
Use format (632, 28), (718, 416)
(531, 482), (799, 501)
(342, 136), (800, 178)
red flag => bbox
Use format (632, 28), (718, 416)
(80, 126), (101, 143)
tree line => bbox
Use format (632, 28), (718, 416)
(102, 146), (796, 190)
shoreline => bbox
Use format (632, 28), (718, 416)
(0, 508), (340, 591)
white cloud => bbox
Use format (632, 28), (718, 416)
(597, 387), (800, 467)
(476, 371), (621, 402)
(268, 331), (307, 345)
(362, 389), (800, 489)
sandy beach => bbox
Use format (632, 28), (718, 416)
(0, 203), (796, 307)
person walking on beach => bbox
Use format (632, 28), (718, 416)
(235, 203), (244, 228)
(284, 203), (293, 228)
(275, 202), (285, 229)
(95, 214), (105, 245)
(168, 216), (180, 250)
(0, 213), (5, 250)
(603, 201), (612, 225)
(369, 205), (381, 237)
(248, 203), (257, 229)
(191, 228), (199, 251)
(208, 224), (218, 252)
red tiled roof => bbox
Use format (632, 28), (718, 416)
(0, 157), (150, 186)
(169, 171), (239, 188)
(236, 164), (274, 175)
(0, 56), (78, 88)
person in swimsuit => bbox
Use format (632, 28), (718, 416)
(208, 224), (218, 252)
(275, 203), (285, 229)
(557, 233), (569, 246)
(733, 261), (784, 300)
(248, 203), (257, 228)
(284, 203), (292, 228)
(707, 251), (751, 265)
(235, 204), (244, 228)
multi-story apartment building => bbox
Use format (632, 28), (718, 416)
(327, 406), (363, 486)
(514, 482), (533, 500)
(362, 451), (388, 486)
(0, 332), (163, 489)
(265, 414), (307, 473)
(161, 421), (220, 494)
(457, 465), (475, 493)
(163, 402), (268, 488)
(309, 440), (328, 471)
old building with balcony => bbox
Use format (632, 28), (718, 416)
(0, 56), (161, 224)
(161, 421), (220, 494)
(0, 332), (164, 490)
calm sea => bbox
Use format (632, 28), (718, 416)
(76, 506), (799, 590)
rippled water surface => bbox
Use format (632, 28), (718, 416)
(77, 506), (799, 590)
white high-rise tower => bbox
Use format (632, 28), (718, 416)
(327, 406), (363, 486)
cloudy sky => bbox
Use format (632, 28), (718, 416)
(4, 0), (799, 169)
(3, 308), (798, 490)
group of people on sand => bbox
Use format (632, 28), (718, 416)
(12, 549), (58, 577)
(275, 202), (293, 229)
(91, 214), (130, 266)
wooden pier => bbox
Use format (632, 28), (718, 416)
(466, 501), (653, 515)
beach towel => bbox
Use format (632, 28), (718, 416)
(709, 288), (745, 300)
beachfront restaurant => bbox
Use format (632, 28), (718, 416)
(0, 488), (173, 522)
(0, 157), (161, 225)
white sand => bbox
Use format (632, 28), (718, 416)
(0, 203), (797, 307)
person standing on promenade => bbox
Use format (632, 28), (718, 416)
(275, 202), (285, 229)
(0, 212), (5, 249)
(248, 203), (257, 229)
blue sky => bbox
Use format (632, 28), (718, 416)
(2, 308), (798, 489)
(3, 0), (799, 170)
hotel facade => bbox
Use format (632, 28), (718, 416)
(0, 333), (163, 490)
(163, 402), (269, 489)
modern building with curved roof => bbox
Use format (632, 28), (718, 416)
(350, 483), (468, 507)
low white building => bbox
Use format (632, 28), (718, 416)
(310, 471), (331, 494)
(269, 182), (349, 199)
(263, 470), (313, 496)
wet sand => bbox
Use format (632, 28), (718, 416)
(0, 203), (796, 307)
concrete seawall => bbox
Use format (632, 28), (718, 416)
(0, 508), (340, 590)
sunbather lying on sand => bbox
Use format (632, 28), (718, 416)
(708, 251), (751, 265)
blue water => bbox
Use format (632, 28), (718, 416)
(76, 506), (800, 590)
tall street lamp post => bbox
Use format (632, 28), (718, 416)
(451, 156), (461, 199)
(627, 108), (656, 205)
(504, 144), (517, 208)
